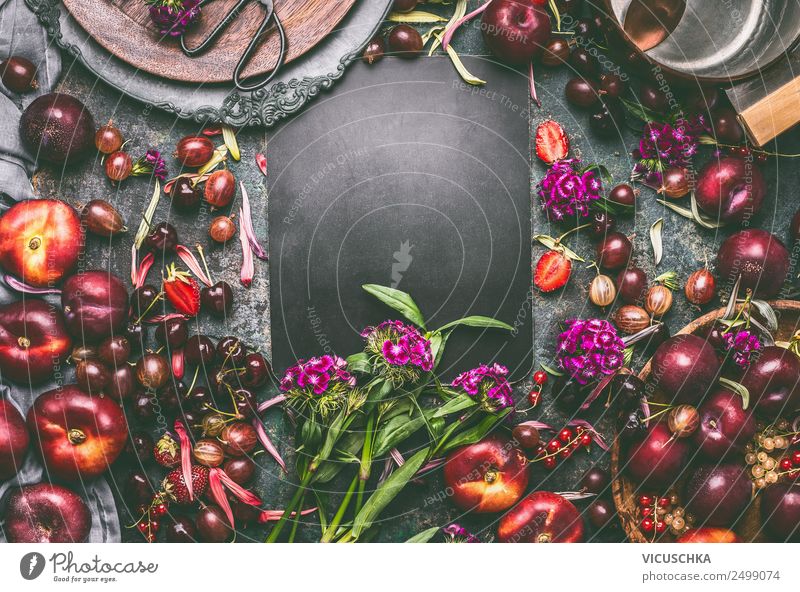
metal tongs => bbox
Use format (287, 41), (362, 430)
(180, 0), (287, 92)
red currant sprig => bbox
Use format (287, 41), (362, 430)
(129, 495), (170, 543)
(529, 426), (593, 471)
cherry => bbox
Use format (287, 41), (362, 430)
(565, 77), (598, 109)
(125, 471), (156, 507)
(512, 424), (541, 450)
(196, 505), (232, 542)
(589, 99), (624, 137)
(224, 457), (256, 485)
(616, 266), (647, 304)
(587, 498), (615, 529)
(124, 431), (154, 463)
(599, 73), (625, 98)
(387, 25), (423, 58)
(131, 285), (161, 320)
(187, 385), (214, 411)
(0, 56), (38, 93)
(155, 318), (189, 348)
(362, 36), (385, 65)
(639, 82), (668, 111)
(710, 108), (744, 144)
(145, 222), (178, 253)
(233, 388), (257, 418)
(216, 336), (245, 366)
(569, 48), (597, 77)
(596, 232), (632, 270)
(200, 281), (234, 318)
(580, 467), (610, 494)
(609, 183), (636, 206)
(619, 409), (647, 440)
(109, 365), (135, 400)
(591, 211), (616, 237)
(158, 382), (184, 413)
(541, 38), (570, 67)
(76, 359), (111, 393)
(170, 177), (202, 211)
(131, 392), (156, 421)
(392, 0), (417, 12)
(242, 352), (270, 387)
(185, 335), (216, 366)
(98, 335), (131, 366)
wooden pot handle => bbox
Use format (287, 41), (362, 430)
(737, 76), (800, 147)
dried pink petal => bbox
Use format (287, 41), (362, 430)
(240, 183), (267, 259)
(174, 419), (195, 501)
(172, 348), (184, 380)
(441, 0), (491, 50)
(176, 245), (212, 286)
(239, 213), (254, 288)
(255, 153), (267, 176)
(256, 394), (287, 413)
(252, 418), (287, 472)
(258, 507), (317, 523)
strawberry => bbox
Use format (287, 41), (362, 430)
(534, 250), (572, 292)
(162, 465), (209, 504)
(153, 433), (180, 468)
(535, 119), (569, 164)
(163, 263), (201, 316)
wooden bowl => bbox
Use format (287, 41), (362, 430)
(62, 0), (357, 84)
(611, 300), (800, 543)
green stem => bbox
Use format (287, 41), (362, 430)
(266, 470), (312, 543)
(320, 472), (358, 543)
(556, 222), (591, 244)
(287, 491), (305, 544)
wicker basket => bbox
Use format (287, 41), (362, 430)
(611, 300), (800, 543)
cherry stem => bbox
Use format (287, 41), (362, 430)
(133, 291), (164, 325)
(556, 222), (591, 244)
(196, 244), (215, 284)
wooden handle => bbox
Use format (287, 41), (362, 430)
(738, 76), (800, 147)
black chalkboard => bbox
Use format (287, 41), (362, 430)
(268, 56), (533, 380)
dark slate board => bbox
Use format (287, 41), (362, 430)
(268, 56), (533, 380)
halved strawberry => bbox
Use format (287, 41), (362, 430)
(535, 120), (569, 164)
(534, 250), (572, 292)
(163, 263), (201, 316)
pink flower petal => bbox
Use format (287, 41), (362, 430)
(239, 212), (254, 288)
(253, 418), (287, 472)
(568, 419), (610, 451)
(516, 420), (555, 431)
(240, 183), (267, 260)
(257, 394), (287, 413)
(441, 0), (491, 50)
(172, 348), (184, 380)
(4, 274), (61, 295)
(176, 245), (212, 287)
(208, 468), (235, 529)
(174, 419), (195, 501)
(390, 447), (405, 466)
(255, 153), (267, 176)
(258, 507), (317, 523)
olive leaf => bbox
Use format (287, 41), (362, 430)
(689, 192), (726, 229)
(539, 362), (564, 377)
(719, 377), (750, 410)
(134, 180), (161, 249)
(351, 447), (430, 539)
(434, 32), (487, 86)
(650, 218), (664, 266)
(387, 10), (448, 23)
(750, 300), (779, 332)
(362, 284), (427, 329)
(405, 526), (440, 543)
(434, 315), (513, 333)
(656, 198), (694, 221)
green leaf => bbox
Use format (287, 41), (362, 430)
(431, 393), (477, 418)
(751, 300), (778, 332)
(438, 409), (511, 454)
(534, 234), (585, 262)
(540, 362), (564, 377)
(362, 284), (427, 329)
(593, 197), (634, 217)
(373, 410), (427, 457)
(405, 526), (440, 543)
(430, 331), (448, 370)
(134, 180), (161, 249)
(346, 352), (372, 374)
(620, 97), (663, 124)
(351, 446), (430, 539)
(689, 192), (726, 229)
(719, 377), (750, 410)
(222, 125), (240, 161)
(312, 432), (364, 484)
(435, 315), (513, 334)
(650, 218), (663, 266)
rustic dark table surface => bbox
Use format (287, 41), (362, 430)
(37, 6), (800, 543)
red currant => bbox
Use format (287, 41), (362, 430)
(547, 439), (561, 454)
(789, 470), (800, 481)
(641, 518), (654, 532)
(137, 522), (149, 533)
(527, 389), (541, 407)
(641, 506), (653, 518)
(543, 456), (557, 470)
(638, 495), (654, 508)
(559, 447), (572, 459)
(658, 497), (670, 508)
(155, 503), (168, 516)
(655, 521), (667, 534)
(535, 444), (545, 455)
(780, 458), (793, 472)
(792, 450), (800, 466)
(559, 428), (573, 443)
(149, 520), (160, 531)
(145, 533), (156, 543)
(533, 370), (548, 386)
(580, 433), (593, 447)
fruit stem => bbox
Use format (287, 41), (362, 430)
(266, 469), (312, 543)
(133, 291), (164, 325)
(195, 244), (215, 284)
(67, 428), (87, 445)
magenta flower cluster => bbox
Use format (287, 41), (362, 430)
(443, 524), (479, 543)
(279, 355), (355, 395)
(537, 158), (603, 222)
(144, 149), (167, 181)
(147, 0), (201, 37)
(632, 116), (708, 186)
(556, 319), (625, 385)
(451, 363), (513, 411)
(723, 330), (761, 368)
(362, 320), (433, 372)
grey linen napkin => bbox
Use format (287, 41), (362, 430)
(0, 0), (121, 542)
